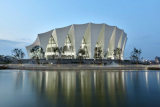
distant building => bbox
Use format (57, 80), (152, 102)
(155, 56), (160, 64)
(26, 23), (127, 59)
(149, 60), (156, 64)
(4, 56), (15, 60)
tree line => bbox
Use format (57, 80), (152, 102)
(0, 46), (143, 65)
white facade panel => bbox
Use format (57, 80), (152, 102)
(90, 23), (103, 58)
(56, 25), (71, 48)
(83, 23), (91, 58)
(117, 31), (123, 48)
(67, 25), (76, 57)
(122, 33), (127, 59)
(96, 24), (105, 58)
(26, 36), (40, 59)
(74, 23), (88, 55)
(107, 27), (116, 59)
(52, 29), (58, 46)
(38, 30), (53, 52)
(115, 27), (123, 49)
(120, 31), (126, 49)
(104, 25), (115, 52)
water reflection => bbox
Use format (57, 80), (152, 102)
(1, 70), (160, 107)
(13, 71), (26, 91)
(157, 72), (159, 84)
(145, 72), (149, 90)
(27, 71), (128, 106)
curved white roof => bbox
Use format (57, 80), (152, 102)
(26, 23), (127, 59)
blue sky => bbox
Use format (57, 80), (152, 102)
(0, 0), (160, 60)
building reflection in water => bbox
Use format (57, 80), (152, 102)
(26, 70), (128, 106)
(60, 71), (76, 106)
(28, 71), (59, 106)
(145, 72), (148, 90)
(157, 72), (159, 85)
(13, 70), (26, 91)
(3, 70), (160, 106)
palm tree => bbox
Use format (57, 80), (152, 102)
(77, 48), (85, 66)
(97, 49), (102, 65)
(53, 47), (59, 59)
(94, 47), (103, 65)
(53, 47), (63, 67)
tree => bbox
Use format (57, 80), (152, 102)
(130, 47), (142, 66)
(36, 57), (40, 64)
(53, 47), (63, 67)
(114, 48), (122, 65)
(97, 49), (102, 65)
(94, 47), (105, 66)
(77, 48), (86, 65)
(0, 55), (4, 59)
(12, 48), (25, 64)
(94, 47), (103, 59)
(30, 46), (44, 59)
(53, 47), (59, 59)
(97, 49), (102, 58)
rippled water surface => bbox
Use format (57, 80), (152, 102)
(0, 70), (160, 107)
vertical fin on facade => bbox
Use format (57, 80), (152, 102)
(115, 27), (123, 49)
(104, 25), (115, 58)
(74, 23), (88, 57)
(52, 29), (58, 47)
(67, 25), (75, 57)
(94, 24), (105, 58)
(56, 25), (71, 49)
(91, 23), (103, 58)
(117, 30), (124, 59)
(122, 34), (127, 59)
(117, 30), (124, 48)
(121, 31), (126, 50)
(120, 31), (126, 59)
(107, 27), (116, 59)
(83, 23), (91, 58)
(61, 25), (75, 59)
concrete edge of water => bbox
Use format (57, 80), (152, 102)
(2, 64), (160, 70)
(5, 66), (147, 70)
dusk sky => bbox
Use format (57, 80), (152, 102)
(0, 0), (160, 60)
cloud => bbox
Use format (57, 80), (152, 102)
(0, 39), (30, 47)
(15, 38), (32, 43)
(0, 39), (29, 58)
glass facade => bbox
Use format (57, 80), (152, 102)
(94, 43), (103, 59)
(61, 35), (74, 59)
(30, 46), (44, 59)
(78, 37), (89, 59)
(45, 36), (58, 59)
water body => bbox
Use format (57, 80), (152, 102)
(0, 70), (160, 107)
